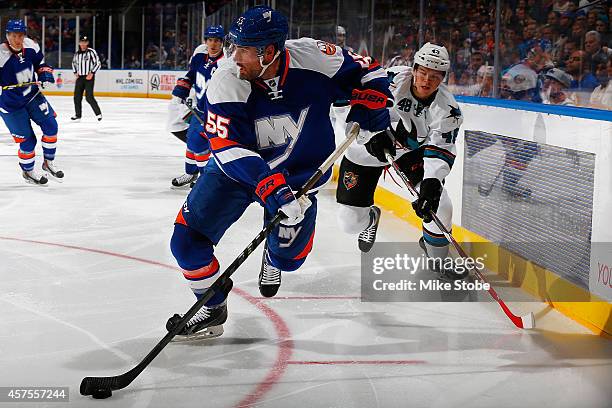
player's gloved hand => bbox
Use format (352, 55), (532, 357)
(413, 178), (443, 223)
(364, 129), (396, 163)
(172, 77), (192, 102)
(256, 172), (307, 225)
(37, 64), (54, 86)
(346, 104), (390, 134)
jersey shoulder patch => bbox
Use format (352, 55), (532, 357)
(0, 43), (10, 67)
(206, 62), (251, 105)
(286, 37), (343, 78)
(24, 37), (41, 53)
(389, 67), (413, 97)
(193, 44), (208, 57)
(189, 44), (208, 65)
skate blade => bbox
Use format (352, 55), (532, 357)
(171, 324), (224, 342)
(44, 173), (64, 183)
(24, 178), (49, 187)
(170, 183), (192, 190)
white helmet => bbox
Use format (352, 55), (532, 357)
(414, 42), (450, 72)
(337, 25), (346, 35)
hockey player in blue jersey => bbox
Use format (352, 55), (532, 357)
(166, 6), (392, 339)
(170, 25), (225, 189)
(0, 19), (63, 185)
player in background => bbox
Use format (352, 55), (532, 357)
(336, 43), (466, 281)
(0, 19), (62, 185)
(170, 25), (225, 189)
(166, 6), (392, 339)
(336, 25), (354, 52)
(166, 89), (195, 143)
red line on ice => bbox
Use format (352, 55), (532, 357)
(287, 360), (426, 365)
(0, 236), (293, 408)
(253, 296), (361, 300)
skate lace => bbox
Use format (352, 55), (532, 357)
(359, 210), (378, 243)
(261, 256), (281, 285)
(44, 161), (58, 173)
(175, 173), (196, 184)
(186, 307), (211, 326)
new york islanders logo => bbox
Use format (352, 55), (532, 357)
(316, 41), (337, 56)
(343, 171), (358, 190)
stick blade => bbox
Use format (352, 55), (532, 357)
(521, 312), (536, 329)
(80, 375), (129, 395)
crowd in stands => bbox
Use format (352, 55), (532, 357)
(379, 0), (612, 108)
(6, 0), (611, 109)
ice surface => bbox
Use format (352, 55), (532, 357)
(0, 96), (610, 408)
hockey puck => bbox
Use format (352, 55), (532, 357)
(91, 388), (112, 399)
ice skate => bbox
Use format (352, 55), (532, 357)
(22, 169), (48, 186)
(259, 247), (281, 297)
(419, 237), (468, 281)
(358, 206), (381, 252)
(167, 302), (227, 341)
(172, 172), (198, 189)
(42, 160), (64, 181)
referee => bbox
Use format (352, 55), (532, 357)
(71, 35), (102, 121)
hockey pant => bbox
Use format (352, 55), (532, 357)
(335, 152), (453, 248)
(184, 113), (210, 175)
(0, 93), (58, 171)
(170, 160), (317, 306)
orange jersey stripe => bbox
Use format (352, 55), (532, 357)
(18, 151), (35, 159)
(209, 137), (242, 151)
(175, 208), (188, 226)
(294, 229), (315, 260)
(182, 257), (220, 280)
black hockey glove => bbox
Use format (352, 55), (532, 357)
(412, 178), (442, 223)
(364, 130), (396, 163)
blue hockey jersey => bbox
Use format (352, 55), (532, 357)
(185, 44), (224, 112)
(204, 37), (391, 191)
(0, 38), (45, 113)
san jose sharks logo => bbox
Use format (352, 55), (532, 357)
(343, 171), (358, 190)
(446, 105), (462, 123)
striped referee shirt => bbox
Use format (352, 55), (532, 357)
(72, 47), (101, 76)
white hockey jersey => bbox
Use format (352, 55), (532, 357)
(346, 66), (463, 181)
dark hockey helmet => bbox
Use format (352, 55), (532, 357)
(6, 19), (26, 34)
(228, 6), (288, 54)
(204, 25), (225, 40)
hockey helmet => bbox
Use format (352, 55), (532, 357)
(414, 42), (450, 72)
(6, 19), (26, 34)
(204, 25), (225, 40)
(228, 6), (288, 53)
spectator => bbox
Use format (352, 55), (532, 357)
(385, 43), (414, 68)
(584, 31), (612, 71)
(586, 9), (599, 30)
(547, 10), (561, 30)
(570, 19), (588, 44)
(467, 51), (485, 81)
(589, 56), (612, 109)
(595, 18), (610, 46)
(541, 67), (576, 105)
(559, 11), (574, 37)
(501, 63), (539, 101)
(553, 0), (573, 13)
(565, 50), (599, 104)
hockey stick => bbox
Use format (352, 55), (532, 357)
(477, 165), (503, 196)
(80, 123), (361, 398)
(384, 150), (535, 330)
(1, 81), (41, 90)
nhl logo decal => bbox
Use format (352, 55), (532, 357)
(343, 171), (358, 190)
